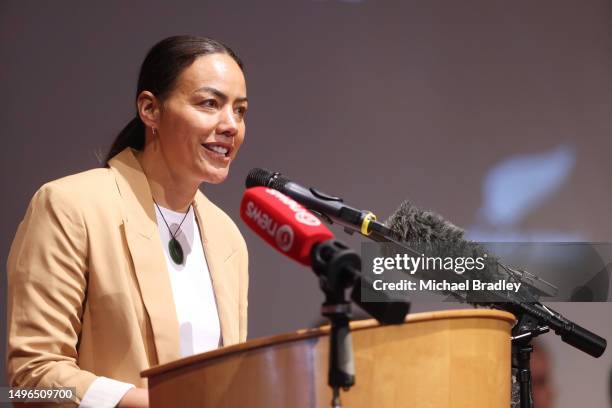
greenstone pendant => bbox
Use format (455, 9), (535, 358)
(168, 238), (184, 265)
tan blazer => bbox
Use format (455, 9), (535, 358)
(6, 148), (248, 403)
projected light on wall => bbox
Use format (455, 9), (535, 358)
(468, 144), (581, 242)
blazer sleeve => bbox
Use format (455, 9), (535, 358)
(6, 183), (99, 403)
(238, 237), (249, 343)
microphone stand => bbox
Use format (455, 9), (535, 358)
(311, 240), (360, 408)
(483, 297), (606, 407)
(510, 314), (550, 408)
(310, 239), (410, 407)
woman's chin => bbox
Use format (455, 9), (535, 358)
(205, 176), (227, 185)
(198, 167), (230, 185)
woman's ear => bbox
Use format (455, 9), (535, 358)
(137, 91), (161, 129)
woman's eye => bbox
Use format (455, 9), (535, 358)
(200, 99), (218, 108)
(235, 106), (248, 118)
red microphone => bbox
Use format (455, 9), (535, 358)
(240, 186), (334, 266)
(241, 186), (410, 325)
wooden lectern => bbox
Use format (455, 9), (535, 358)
(142, 309), (515, 407)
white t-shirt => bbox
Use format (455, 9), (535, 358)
(154, 203), (221, 356)
(80, 203), (221, 407)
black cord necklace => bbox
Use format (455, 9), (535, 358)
(154, 200), (191, 265)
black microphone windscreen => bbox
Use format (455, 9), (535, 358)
(384, 200), (465, 244)
(384, 200), (511, 287)
(246, 168), (292, 191)
(245, 168), (273, 189)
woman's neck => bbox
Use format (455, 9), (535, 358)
(135, 146), (198, 213)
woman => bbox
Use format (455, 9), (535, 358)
(6, 35), (249, 407)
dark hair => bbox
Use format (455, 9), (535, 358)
(104, 35), (244, 166)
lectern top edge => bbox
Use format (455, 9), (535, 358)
(141, 309), (515, 379)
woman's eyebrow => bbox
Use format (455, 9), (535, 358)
(195, 86), (248, 103)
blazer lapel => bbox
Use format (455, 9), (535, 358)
(108, 149), (181, 364)
(193, 193), (238, 346)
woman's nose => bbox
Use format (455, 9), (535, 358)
(216, 106), (239, 137)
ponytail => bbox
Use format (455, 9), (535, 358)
(104, 116), (145, 166)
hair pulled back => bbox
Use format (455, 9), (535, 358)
(104, 35), (243, 166)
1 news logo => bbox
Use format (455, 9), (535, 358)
(275, 225), (294, 252)
(243, 198), (296, 253)
(242, 187), (328, 255)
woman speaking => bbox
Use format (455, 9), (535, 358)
(6, 36), (249, 407)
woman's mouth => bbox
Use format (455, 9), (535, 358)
(201, 143), (231, 158)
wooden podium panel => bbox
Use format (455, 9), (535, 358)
(142, 309), (515, 407)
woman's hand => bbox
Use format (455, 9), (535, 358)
(117, 387), (149, 408)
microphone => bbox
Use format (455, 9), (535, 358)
(240, 187), (409, 324)
(385, 200), (554, 299)
(240, 186), (333, 266)
(385, 200), (607, 358)
(245, 168), (396, 241)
